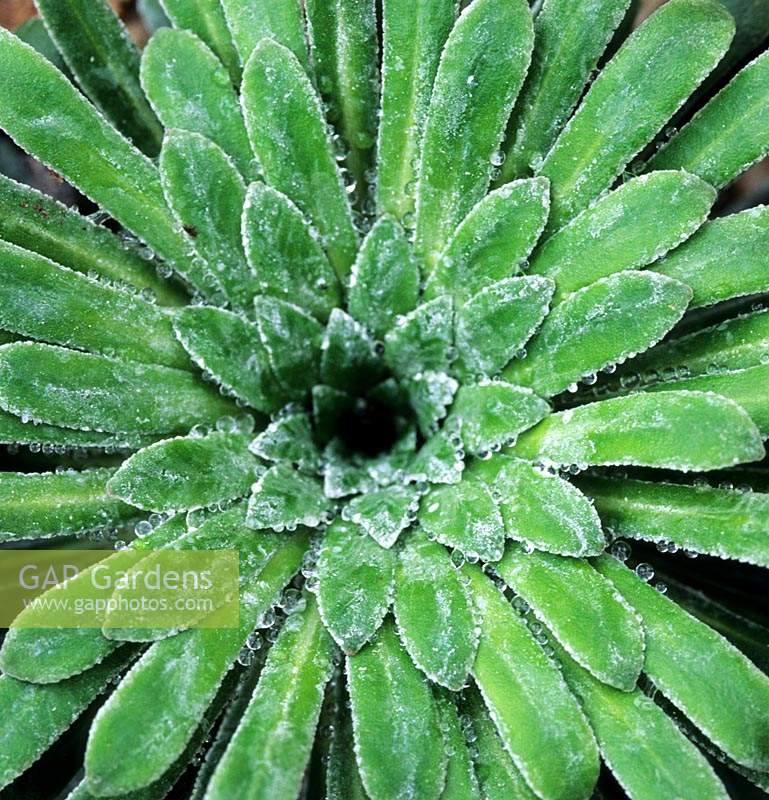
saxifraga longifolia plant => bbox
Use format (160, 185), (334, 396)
(0, 0), (769, 798)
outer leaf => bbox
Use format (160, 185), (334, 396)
(345, 485), (419, 549)
(654, 205), (769, 308)
(36, 0), (162, 154)
(649, 49), (769, 188)
(250, 412), (321, 473)
(384, 297), (454, 381)
(0, 342), (236, 435)
(529, 171), (716, 301)
(253, 296), (324, 399)
(644, 364), (769, 437)
(204, 597), (334, 800)
(323, 673), (368, 800)
(242, 39), (358, 278)
(242, 182), (342, 323)
(415, 0), (534, 266)
(0, 240), (188, 369)
(0, 173), (184, 306)
(512, 391), (765, 470)
(220, 0), (308, 69)
(497, 544), (644, 690)
(0, 468), (136, 543)
(448, 382), (550, 455)
(142, 29), (254, 179)
(377, 0), (456, 219)
(108, 432), (258, 513)
(469, 456), (606, 557)
(558, 647), (729, 800)
(581, 475), (769, 567)
(500, 0), (631, 180)
(347, 621), (447, 800)
(427, 179), (551, 301)
(306, 0), (379, 203)
(160, 130), (253, 307)
(348, 216), (420, 337)
(159, 0), (241, 83)
(84, 533), (308, 796)
(539, 0), (734, 231)
(436, 692), (482, 800)
(317, 519), (396, 653)
(393, 530), (478, 690)
(173, 305), (286, 415)
(0, 651), (131, 792)
(0, 29), (188, 269)
(464, 564), (600, 800)
(247, 464), (331, 531)
(0, 516), (187, 683)
(419, 479), (505, 562)
(597, 555), (769, 772)
(503, 271), (692, 397)
(454, 276), (554, 378)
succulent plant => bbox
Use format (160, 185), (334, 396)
(1, 0), (769, 798)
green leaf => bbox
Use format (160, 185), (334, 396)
(503, 271), (692, 397)
(497, 544), (644, 690)
(317, 519), (396, 653)
(539, 0), (734, 231)
(581, 475), (769, 567)
(0, 29), (188, 270)
(0, 650), (131, 792)
(408, 429), (465, 485)
(250, 412), (321, 473)
(254, 296), (324, 399)
(173, 305), (286, 415)
(323, 676), (368, 800)
(108, 431), (258, 513)
(242, 182), (342, 323)
(644, 364), (769, 437)
(394, 530), (478, 690)
(528, 171), (716, 301)
(204, 597), (334, 800)
(0, 342), (237, 435)
(0, 467), (137, 543)
(649, 49), (769, 188)
(142, 29), (254, 179)
(384, 297), (455, 381)
(500, 0), (631, 181)
(84, 532), (308, 796)
(348, 216), (420, 337)
(0, 240), (189, 369)
(407, 371), (459, 438)
(322, 439), (378, 500)
(427, 179), (551, 302)
(13, 17), (68, 73)
(512, 391), (765, 470)
(0, 516), (187, 683)
(436, 692), (482, 800)
(596, 554), (769, 772)
(419, 479), (505, 562)
(558, 646), (729, 800)
(345, 485), (419, 549)
(160, 129), (253, 307)
(241, 38), (358, 279)
(0, 173), (185, 306)
(469, 456), (606, 557)
(377, 0), (456, 220)
(158, 0), (241, 84)
(247, 464), (331, 531)
(306, 0), (379, 204)
(415, 0), (534, 267)
(35, 0), (162, 155)
(464, 686), (538, 800)
(321, 308), (386, 394)
(219, 0), (308, 70)
(454, 277), (554, 378)
(347, 620), (447, 800)
(464, 564), (600, 800)
(653, 205), (769, 308)
(448, 381), (549, 456)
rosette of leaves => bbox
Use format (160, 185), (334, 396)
(0, 0), (769, 798)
